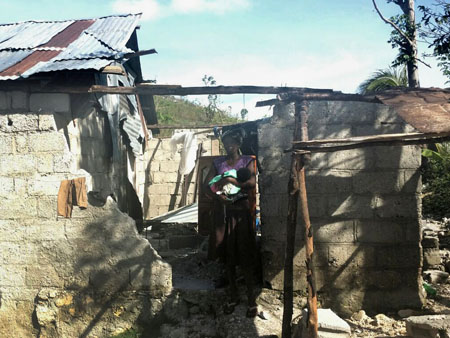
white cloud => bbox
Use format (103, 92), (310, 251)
(111, 0), (250, 20)
(112, 0), (162, 20)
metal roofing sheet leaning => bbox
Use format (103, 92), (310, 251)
(0, 21), (73, 49)
(0, 50), (33, 73)
(85, 14), (141, 53)
(150, 203), (198, 224)
(375, 88), (450, 134)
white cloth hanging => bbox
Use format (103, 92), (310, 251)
(169, 131), (198, 175)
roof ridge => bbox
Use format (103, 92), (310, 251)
(0, 13), (141, 27)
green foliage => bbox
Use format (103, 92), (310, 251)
(110, 328), (142, 338)
(419, 1), (450, 82)
(357, 66), (407, 94)
(387, 14), (418, 68)
(421, 142), (450, 218)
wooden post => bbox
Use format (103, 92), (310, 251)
(281, 101), (318, 338)
(281, 101), (306, 338)
(298, 106), (318, 338)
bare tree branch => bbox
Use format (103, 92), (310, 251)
(416, 57), (431, 68)
(372, 0), (416, 47)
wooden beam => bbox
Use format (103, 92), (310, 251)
(256, 92), (378, 107)
(290, 135), (450, 153)
(292, 132), (450, 147)
(147, 121), (253, 129)
(123, 48), (157, 59)
(135, 85), (335, 96)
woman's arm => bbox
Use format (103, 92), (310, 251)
(219, 159), (256, 190)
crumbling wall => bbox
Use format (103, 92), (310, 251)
(258, 101), (424, 316)
(0, 91), (172, 337)
(137, 132), (220, 219)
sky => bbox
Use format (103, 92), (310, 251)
(0, 0), (447, 120)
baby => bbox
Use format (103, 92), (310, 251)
(209, 167), (251, 202)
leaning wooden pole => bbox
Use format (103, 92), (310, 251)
(298, 104), (318, 338)
(281, 101), (308, 338)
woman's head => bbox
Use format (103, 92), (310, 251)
(221, 128), (245, 155)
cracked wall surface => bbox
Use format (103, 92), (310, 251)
(258, 101), (425, 316)
(0, 90), (172, 337)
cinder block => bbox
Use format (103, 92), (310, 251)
(423, 248), (441, 267)
(160, 161), (179, 173)
(364, 270), (402, 289)
(355, 220), (404, 243)
(304, 194), (328, 218)
(0, 135), (13, 154)
(375, 245), (420, 268)
(313, 220), (355, 243)
(373, 145), (421, 169)
(353, 171), (403, 194)
(328, 148), (374, 170)
(422, 236), (439, 249)
(0, 242), (31, 265)
(306, 170), (353, 194)
(0, 176), (15, 196)
(25, 265), (64, 287)
(28, 177), (60, 196)
(0, 220), (25, 241)
(148, 184), (170, 195)
(0, 196), (37, 219)
(14, 134), (28, 153)
(373, 195), (419, 218)
(327, 194), (374, 219)
(30, 93), (70, 113)
(3, 114), (38, 132)
(0, 265), (26, 287)
(0, 154), (35, 175)
(328, 245), (376, 268)
(374, 105), (404, 124)
(28, 132), (67, 152)
(9, 91), (28, 110)
(258, 126), (293, 148)
(25, 220), (66, 241)
(308, 124), (352, 140)
(0, 91), (8, 109)
(37, 196), (58, 219)
(14, 178), (27, 194)
(36, 153), (54, 173)
(38, 114), (57, 131)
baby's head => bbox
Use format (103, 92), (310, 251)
(236, 167), (251, 183)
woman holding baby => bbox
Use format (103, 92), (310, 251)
(204, 128), (258, 318)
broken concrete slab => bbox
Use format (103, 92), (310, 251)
(299, 308), (351, 338)
(406, 314), (450, 338)
(423, 270), (449, 284)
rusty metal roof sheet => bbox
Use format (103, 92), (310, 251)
(375, 88), (450, 134)
(0, 14), (141, 80)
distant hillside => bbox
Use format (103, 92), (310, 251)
(154, 95), (240, 126)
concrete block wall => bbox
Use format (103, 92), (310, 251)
(0, 90), (172, 337)
(258, 101), (424, 316)
(137, 131), (220, 219)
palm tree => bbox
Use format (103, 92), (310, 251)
(357, 66), (408, 94)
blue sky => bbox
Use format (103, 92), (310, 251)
(0, 0), (447, 119)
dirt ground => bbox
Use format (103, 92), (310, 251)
(141, 220), (450, 338)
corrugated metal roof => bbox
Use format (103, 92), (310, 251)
(150, 203), (198, 224)
(375, 88), (450, 134)
(0, 14), (141, 80)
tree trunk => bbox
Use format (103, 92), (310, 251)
(398, 0), (420, 87)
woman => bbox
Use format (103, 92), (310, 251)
(204, 128), (258, 318)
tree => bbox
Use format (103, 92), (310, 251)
(357, 66), (408, 93)
(419, 1), (450, 82)
(202, 75), (220, 121)
(372, 0), (420, 87)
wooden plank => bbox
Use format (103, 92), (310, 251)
(291, 135), (450, 153)
(292, 131), (450, 146)
(123, 48), (157, 59)
(256, 92), (379, 107)
(147, 122), (249, 129)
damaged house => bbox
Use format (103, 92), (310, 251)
(0, 14), (172, 337)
